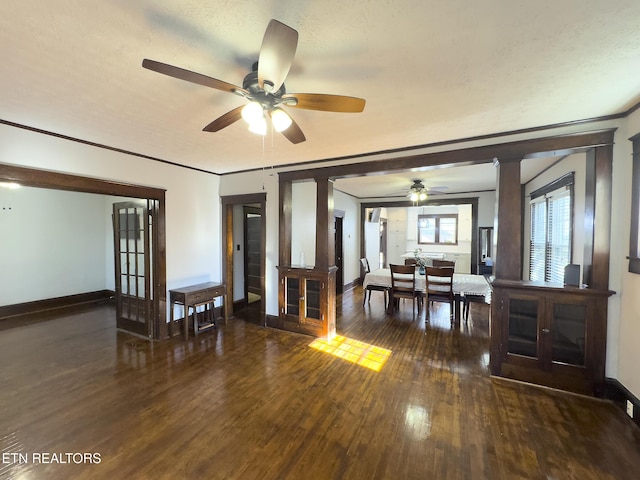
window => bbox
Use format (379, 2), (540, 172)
(418, 214), (458, 245)
(528, 173), (574, 283)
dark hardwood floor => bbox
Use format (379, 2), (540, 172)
(1, 289), (640, 479)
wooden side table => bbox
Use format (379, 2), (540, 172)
(169, 282), (228, 340)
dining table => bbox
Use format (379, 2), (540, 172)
(363, 268), (492, 321)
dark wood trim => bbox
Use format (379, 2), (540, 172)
(0, 119), (219, 176)
(0, 163), (167, 339)
(279, 180), (292, 267)
(0, 162), (166, 199)
(591, 145), (613, 290)
(495, 159), (522, 280)
(315, 177), (334, 270)
(223, 202), (234, 317)
(220, 193), (267, 325)
(279, 130), (616, 182)
(224, 122), (622, 178)
(628, 134), (640, 274)
(584, 150), (596, 285)
(604, 377), (640, 430)
(0, 290), (114, 320)
(529, 171), (575, 200)
(343, 278), (359, 291)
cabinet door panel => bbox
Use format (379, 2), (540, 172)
(305, 279), (322, 320)
(507, 297), (540, 359)
(285, 276), (300, 316)
(551, 302), (586, 366)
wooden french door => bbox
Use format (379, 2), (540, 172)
(112, 201), (153, 337)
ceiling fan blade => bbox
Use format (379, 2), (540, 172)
(202, 105), (245, 132)
(142, 59), (248, 95)
(281, 93), (366, 113)
(278, 113), (306, 144)
(258, 19), (298, 93)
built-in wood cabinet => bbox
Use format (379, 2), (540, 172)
(277, 266), (336, 338)
(491, 279), (614, 396)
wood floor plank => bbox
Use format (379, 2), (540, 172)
(1, 291), (639, 479)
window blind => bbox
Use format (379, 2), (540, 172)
(529, 176), (573, 283)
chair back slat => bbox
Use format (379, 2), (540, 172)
(425, 266), (454, 301)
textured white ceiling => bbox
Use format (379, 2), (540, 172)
(1, 1), (639, 190)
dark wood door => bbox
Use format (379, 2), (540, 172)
(244, 207), (262, 302)
(113, 201), (152, 337)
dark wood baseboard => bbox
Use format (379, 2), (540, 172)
(265, 314), (283, 330)
(0, 290), (114, 320)
(233, 299), (248, 311)
(604, 377), (640, 429)
(343, 278), (359, 292)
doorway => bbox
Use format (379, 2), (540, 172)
(0, 163), (167, 338)
(221, 193), (267, 324)
(244, 206), (262, 305)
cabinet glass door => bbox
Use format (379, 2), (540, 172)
(552, 303), (586, 366)
(508, 298), (539, 357)
(305, 279), (321, 320)
(285, 277), (300, 316)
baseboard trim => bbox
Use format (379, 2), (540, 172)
(265, 314), (282, 330)
(604, 377), (640, 429)
(0, 290), (114, 320)
(343, 279), (359, 292)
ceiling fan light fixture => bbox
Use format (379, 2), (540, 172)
(271, 107), (292, 132)
(410, 192), (419, 202)
(419, 192), (427, 201)
(248, 115), (267, 136)
(241, 101), (264, 124)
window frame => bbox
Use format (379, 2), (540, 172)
(417, 213), (459, 245)
(528, 172), (574, 283)
(628, 133), (640, 274)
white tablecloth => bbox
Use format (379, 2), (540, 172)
(363, 268), (492, 304)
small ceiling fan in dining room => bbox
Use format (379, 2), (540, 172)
(142, 19), (366, 144)
(405, 179), (448, 202)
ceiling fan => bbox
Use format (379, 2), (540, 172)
(406, 179), (447, 201)
(142, 19), (366, 144)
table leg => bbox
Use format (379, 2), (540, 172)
(184, 304), (190, 341)
(170, 300), (175, 337)
(222, 293), (228, 325)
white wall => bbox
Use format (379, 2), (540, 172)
(0, 186), (108, 305)
(616, 109), (640, 397)
(291, 181), (316, 268)
(0, 123), (222, 314)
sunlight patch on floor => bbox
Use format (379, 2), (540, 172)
(309, 335), (392, 371)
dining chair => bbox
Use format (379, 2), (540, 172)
(389, 264), (420, 318)
(432, 259), (456, 269)
(361, 258), (389, 308)
(424, 266), (455, 321)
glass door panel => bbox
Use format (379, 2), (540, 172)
(285, 277), (299, 316)
(305, 279), (321, 320)
(508, 298), (539, 357)
(552, 303), (586, 366)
